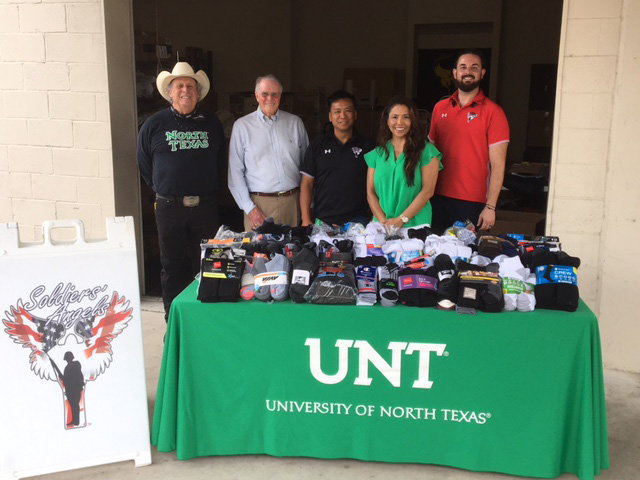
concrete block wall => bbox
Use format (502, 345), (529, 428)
(596, 0), (640, 372)
(549, 0), (640, 372)
(0, 0), (114, 242)
(547, 0), (622, 310)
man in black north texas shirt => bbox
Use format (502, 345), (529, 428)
(137, 62), (224, 320)
(300, 90), (374, 227)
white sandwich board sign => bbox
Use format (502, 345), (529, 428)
(0, 217), (151, 479)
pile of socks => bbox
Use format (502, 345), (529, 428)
(197, 220), (581, 314)
(254, 217), (291, 234)
(382, 238), (424, 264)
(407, 226), (437, 242)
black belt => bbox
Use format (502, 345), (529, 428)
(250, 187), (299, 198)
(156, 194), (214, 207)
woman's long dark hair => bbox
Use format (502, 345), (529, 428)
(375, 96), (426, 186)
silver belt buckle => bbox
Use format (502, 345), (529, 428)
(277, 190), (288, 197)
(183, 196), (200, 207)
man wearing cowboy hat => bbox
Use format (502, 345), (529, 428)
(137, 62), (225, 320)
(228, 74), (309, 230)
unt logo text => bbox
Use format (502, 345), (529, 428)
(305, 338), (447, 389)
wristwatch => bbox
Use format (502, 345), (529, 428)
(400, 214), (409, 224)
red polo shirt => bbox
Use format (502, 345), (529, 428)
(428, 90), (509, 203)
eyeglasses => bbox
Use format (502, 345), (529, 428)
(259, 92), (281, 99)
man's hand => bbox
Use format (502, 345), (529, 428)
(477, 207), (496, 231)
(248, 207), (266, 230)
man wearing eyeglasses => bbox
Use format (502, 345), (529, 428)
(228, 74), (309, 230)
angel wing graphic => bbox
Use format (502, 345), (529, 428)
(81, 292), (133, 382)
(3, 290), (133, 429)
(2, 302), (58, 381)
(2, 292), (133, 383)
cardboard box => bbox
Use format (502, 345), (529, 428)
(492, 210), (546, 235)
(510, 162), (550, 177)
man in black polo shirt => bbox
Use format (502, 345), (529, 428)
(300, 90), (374, 226)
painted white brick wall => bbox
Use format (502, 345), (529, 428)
(550, 0), (640, 372)
(8, 145), (53, 173)
(19, 4), (66, 33)
(597, 0), (640, 372)
(0, 34), (45, 62)
(547, 0), (622, 312)
(0, 145), (8, 170)
(49, 91), (96, 120)
(0, 0), (112, 242)
(0, 6), (20, 34)
(0, 63), (24, 89)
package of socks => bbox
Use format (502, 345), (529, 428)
(510, 234), (562, 255)
(456, 261), (504, 312)
(290, 244), (320, 303)
(197, 253), (245, 303)
(523, 250), (580, 312)
(352, 256), (386, 306)
(318, 239), (353, 264)
(207, 225), (254, 249)
(397, 266), (439, 307)
(476, 234), (519, 259)
(377, 263), (399, 307)
(253, 253), (290, 302)
(502, 277), (536, 312)
(304, 263), (357, 305)
(434, 253), (458, 310)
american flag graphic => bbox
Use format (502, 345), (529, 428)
(2, 290), (133, 428)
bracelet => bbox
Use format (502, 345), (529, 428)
(485, 204), (496, 211)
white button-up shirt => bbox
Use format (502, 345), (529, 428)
(228, 107), (309, 214)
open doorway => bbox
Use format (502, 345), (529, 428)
(123, 0), (563, 295)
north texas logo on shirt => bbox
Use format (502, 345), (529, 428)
(352, 147), (363, 158)
(467, 112), (478, 123)
(165, 130), (210, 152)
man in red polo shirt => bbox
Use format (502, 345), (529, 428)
(428, 49), (510, 233)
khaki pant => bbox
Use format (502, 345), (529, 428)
(244, 191), (300, 231)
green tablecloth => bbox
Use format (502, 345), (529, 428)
(152, 281), (608, 479)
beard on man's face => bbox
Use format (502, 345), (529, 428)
(454, 76), (482, 93)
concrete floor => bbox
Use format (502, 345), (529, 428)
(31, 297), (640, 480)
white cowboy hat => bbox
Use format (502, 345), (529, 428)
(156, 62), (210, 101)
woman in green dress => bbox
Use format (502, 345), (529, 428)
(365, 97), (442, 229)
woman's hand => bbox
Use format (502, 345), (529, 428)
(383, 217), (405, 230)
